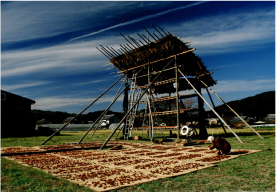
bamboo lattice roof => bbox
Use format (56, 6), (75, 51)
(100, 27), (216, 94)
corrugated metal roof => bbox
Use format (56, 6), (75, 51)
(265, 114), (275, 119)
(230, 116), (252, 123)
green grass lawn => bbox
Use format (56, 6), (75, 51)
(1, 128), (275, 192)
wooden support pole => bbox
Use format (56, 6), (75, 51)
(41, 74), (125, 145)
(99, 58), (175, 149)
(147, 63), (153, 140)
(77, 77), (128, 143)
(196, 85), (208, 138)
(169, 92), (172, 137)
(175, 56), (180, 139)
(205, 88), (228, 135)
(178, 69), (243, 143)
(179, 99), (199, 136)
(200, 80), (264, 140)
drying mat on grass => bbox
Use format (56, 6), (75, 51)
(1, 143), (113, 155)
(2, 143), (261, 192)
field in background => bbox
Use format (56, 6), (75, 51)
(1, 126), (274, 147)
(1, 127), (275, 192)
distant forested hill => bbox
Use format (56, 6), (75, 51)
(206, 91), (275, 120)
(31, 109), (124, 124)
(32, 91), (275, 123)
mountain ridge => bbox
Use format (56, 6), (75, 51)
(206, 91), (275, 120)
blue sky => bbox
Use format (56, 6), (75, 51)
(1, 1), (275, 114)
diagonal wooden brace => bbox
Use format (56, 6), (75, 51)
(199, 79), (264, 140)
(178, 69), (243, 143)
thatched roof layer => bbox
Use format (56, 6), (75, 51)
(109, 34), (216, 94)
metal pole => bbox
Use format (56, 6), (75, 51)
(200, 80), (264, 139)
(40, 74), (125, 145)
(178, 69), (243, 143)
(78, 77), (128, 143)
(99, 58), (175, 149)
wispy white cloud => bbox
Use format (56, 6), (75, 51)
(1, 39), (117, 77)
(1, 81), (53, 91)
(72, 79), (106, 86)
(1, 2), (274, 113)
(172, 8), (275, 55)
(33, 95), (124, 110)
(1, 1), (169, 43)
(2, 3), (274, 79)
(69, 1), (206, 41)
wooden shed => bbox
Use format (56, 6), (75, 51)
(1, 90), (36, 137)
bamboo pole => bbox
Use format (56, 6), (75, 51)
(190, 42), (202, 46)
(147, 63), (153, 141)
(175, 56), (180, 139)
(99, 58), (175, 149)
(200, 80), (264, 139)
(178, 69), (243, 143)
(40, 74), (125, 145)
(136, 65), (181, 79)
(77, 77), (128, 144)
(132, 108), (196, 117)
(205, 88), (228, 135)
(136, 94), (198, 104)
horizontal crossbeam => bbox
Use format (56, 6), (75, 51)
(131, 78), (176, 89)
(134, 108), (197, 117)
(133, 126), (177, 130)
(137, 94), (198, 104)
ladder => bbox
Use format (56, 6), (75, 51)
(124, 73), (141, 140)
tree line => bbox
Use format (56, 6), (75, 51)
(32, 90), (275, 124)
(205, 91), (275, 120)
(31, 110), (125, 124)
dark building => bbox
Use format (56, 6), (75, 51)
(1, 90), (36, 137)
